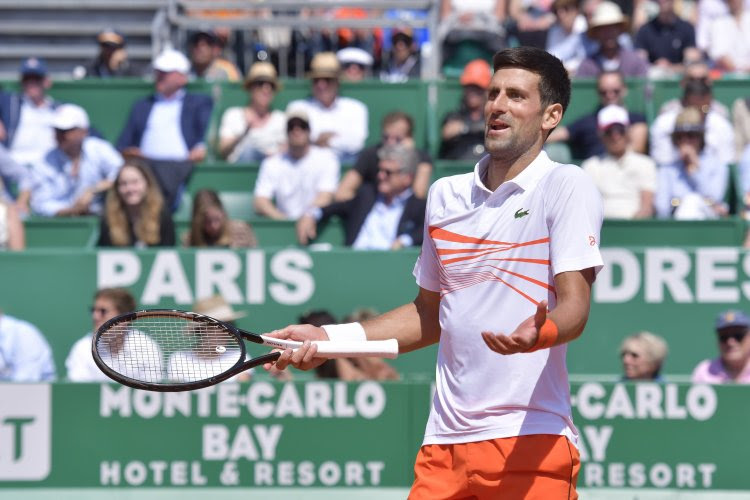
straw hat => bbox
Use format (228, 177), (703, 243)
(308, 52), (341, 79)
(587, 1), (628, 34)
(193, 295), (247, 322)
(244, 61), (281, 90)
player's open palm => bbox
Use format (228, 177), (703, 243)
(264, 324), (328, 371)
(481, 301), (548, 355)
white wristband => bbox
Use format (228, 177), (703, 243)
(321, 322), (367, 342)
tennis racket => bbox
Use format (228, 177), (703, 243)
(92, 309), (398, 392)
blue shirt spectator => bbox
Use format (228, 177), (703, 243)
(654, 151), (728, 218)
(0, 313), (56, 382)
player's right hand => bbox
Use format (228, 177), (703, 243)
(263, 324), (329, 371)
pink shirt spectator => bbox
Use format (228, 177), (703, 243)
(691, 358), (750, 383)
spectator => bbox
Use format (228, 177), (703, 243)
(296, 143), (426, 250)
(692, 309), (750, 383)
(634, 0), (701, 77)
(0, 144), (32, 213)
(581, 105), (656, 219)
(286, 52), (368, 163)
(0, 199), (24, 250)
(253, 110), (340, 220)
(117, 49), (213, 209)
(0, 58), (58, 167)
(439, 58), (492, 162)
(97, 159), (175, 247)
(576, 1), (650, 78)
(335, 111), (433, 202)
(620, 331), (669, 381)
(80, 29), (143, 78)
(737, 143), (750, 246)
(546, 0), (588, 74)
(28, 104), (122, 217)
(695, 0), (750, 54)
(0, 309), (56, 381)
(650, 77), (735, 167)
(167, 295), (251, 383)
(380, 27), (422, 82)
(183, 189), (257, 248)
(337, 47), (374, 82)
(547, 70), (648, 159)
(654, 107), (729, 219)
(658, 60), (730, 118)
(65, 287), (136, 381)
(437, 0), (507, 70)
(218, 62), (286, 163)
(188, 29), (241, 82)
(507, 0), (558, 49)
(704, 0), (750, 74)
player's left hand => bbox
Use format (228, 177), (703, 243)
(481, 300), (547, 355)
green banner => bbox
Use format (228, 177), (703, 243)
(2, 247), (750, 377)
(0, 382), (748, 493)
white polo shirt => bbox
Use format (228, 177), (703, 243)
(413, 151), (603, 447)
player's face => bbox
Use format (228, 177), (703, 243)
(484, 68), (547, 160)
(717, 327), (750, 367)
(621, 343), (658, 380)
(117, 165), (148, 207)
(91, 297), (120, 331)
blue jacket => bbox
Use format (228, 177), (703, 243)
(0, 90), (59, 147)
(116, 92), (213, 152)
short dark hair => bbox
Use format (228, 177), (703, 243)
(682, 78), (712, 99)
(492, 47), (571, 115)
(95, 288), (136, 314)
(381, 111), (414, 136)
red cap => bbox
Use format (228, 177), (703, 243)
(460, 59), (492, 89)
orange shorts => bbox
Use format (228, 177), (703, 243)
(409, 434), (580, 500)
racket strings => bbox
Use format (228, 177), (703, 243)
(96, 315), (242, 384)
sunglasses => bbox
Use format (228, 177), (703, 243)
(718, 331), (748, 344)
(598, 88), (622, 97)
(620, 350), (641, 359)
(603, 124), (627, 136)
(378, 167), (403, 178)
(90, 307), (112, 315)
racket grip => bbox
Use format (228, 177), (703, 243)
(312, 339), (399, 359)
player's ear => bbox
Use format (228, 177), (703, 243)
(542, 103), (563, 133)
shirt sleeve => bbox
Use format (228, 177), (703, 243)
(412, 182), (442, 292)
(544, 166), (604, 276)
(28, 163), (66, 216)
(654, 165), (675, 218)
(219, 107), (246, 141)
(6, 320), (56, 382)
(253, 157), (277, 199)
(316, 150), (341, 193)
(328, 99), (368, 155)
(97, 139), (125, 180)
(636, 156), (658, 192)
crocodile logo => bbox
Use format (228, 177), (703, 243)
(514, 208), (530, 219)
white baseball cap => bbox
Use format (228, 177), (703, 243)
(153, 49), (190, 74)
(597, 104), (629, 131)
(336, 47), (374, 67)
(52, 103), (90, 130)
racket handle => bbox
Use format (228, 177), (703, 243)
(312, 339), (399, 359)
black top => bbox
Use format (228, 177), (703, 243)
(635, 16), (696, 64)
(439, 106), (486, 161)
(97, 207), (176, 247)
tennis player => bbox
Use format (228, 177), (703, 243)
(266, 46), (603, 499)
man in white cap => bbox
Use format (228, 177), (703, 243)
(336, 47), (373, 82)
(117, 48), (213, 164)
(577, 1), (649, 77)
(253, 109), (340, 220)
(28, 103), (123, 216)
(581, 104), (656, 219)
(285, 52), (368, 164)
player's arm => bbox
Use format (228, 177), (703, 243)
(266, 286), (441, 371)
(481, 267), (595, 354)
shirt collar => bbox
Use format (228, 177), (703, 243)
(155, 88), (186, 102)
(378, 187), (413, 206)
(473, 150), (554, 195)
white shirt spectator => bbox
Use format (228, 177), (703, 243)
(286, 97), (368, 163)
(254, 145), (340, 219)
(0, 314), (56, 381)
(582, 150), (657, 219)
(706, 11), (750, 72)
(66, 333), (111, 381)
(650, 109), (735, 166)
(10, 97), (56, 166)
(139, 90), (190, 160)
(219, 107), (286, 163)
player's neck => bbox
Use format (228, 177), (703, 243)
(485, 146), (541, 191)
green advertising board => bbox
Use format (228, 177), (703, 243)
(0, 382), (748, 498)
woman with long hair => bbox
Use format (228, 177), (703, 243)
(97, 160), (175, 247)
(184, 189), (257, 248)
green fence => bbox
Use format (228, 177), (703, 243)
(0, 381), (747, 497)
